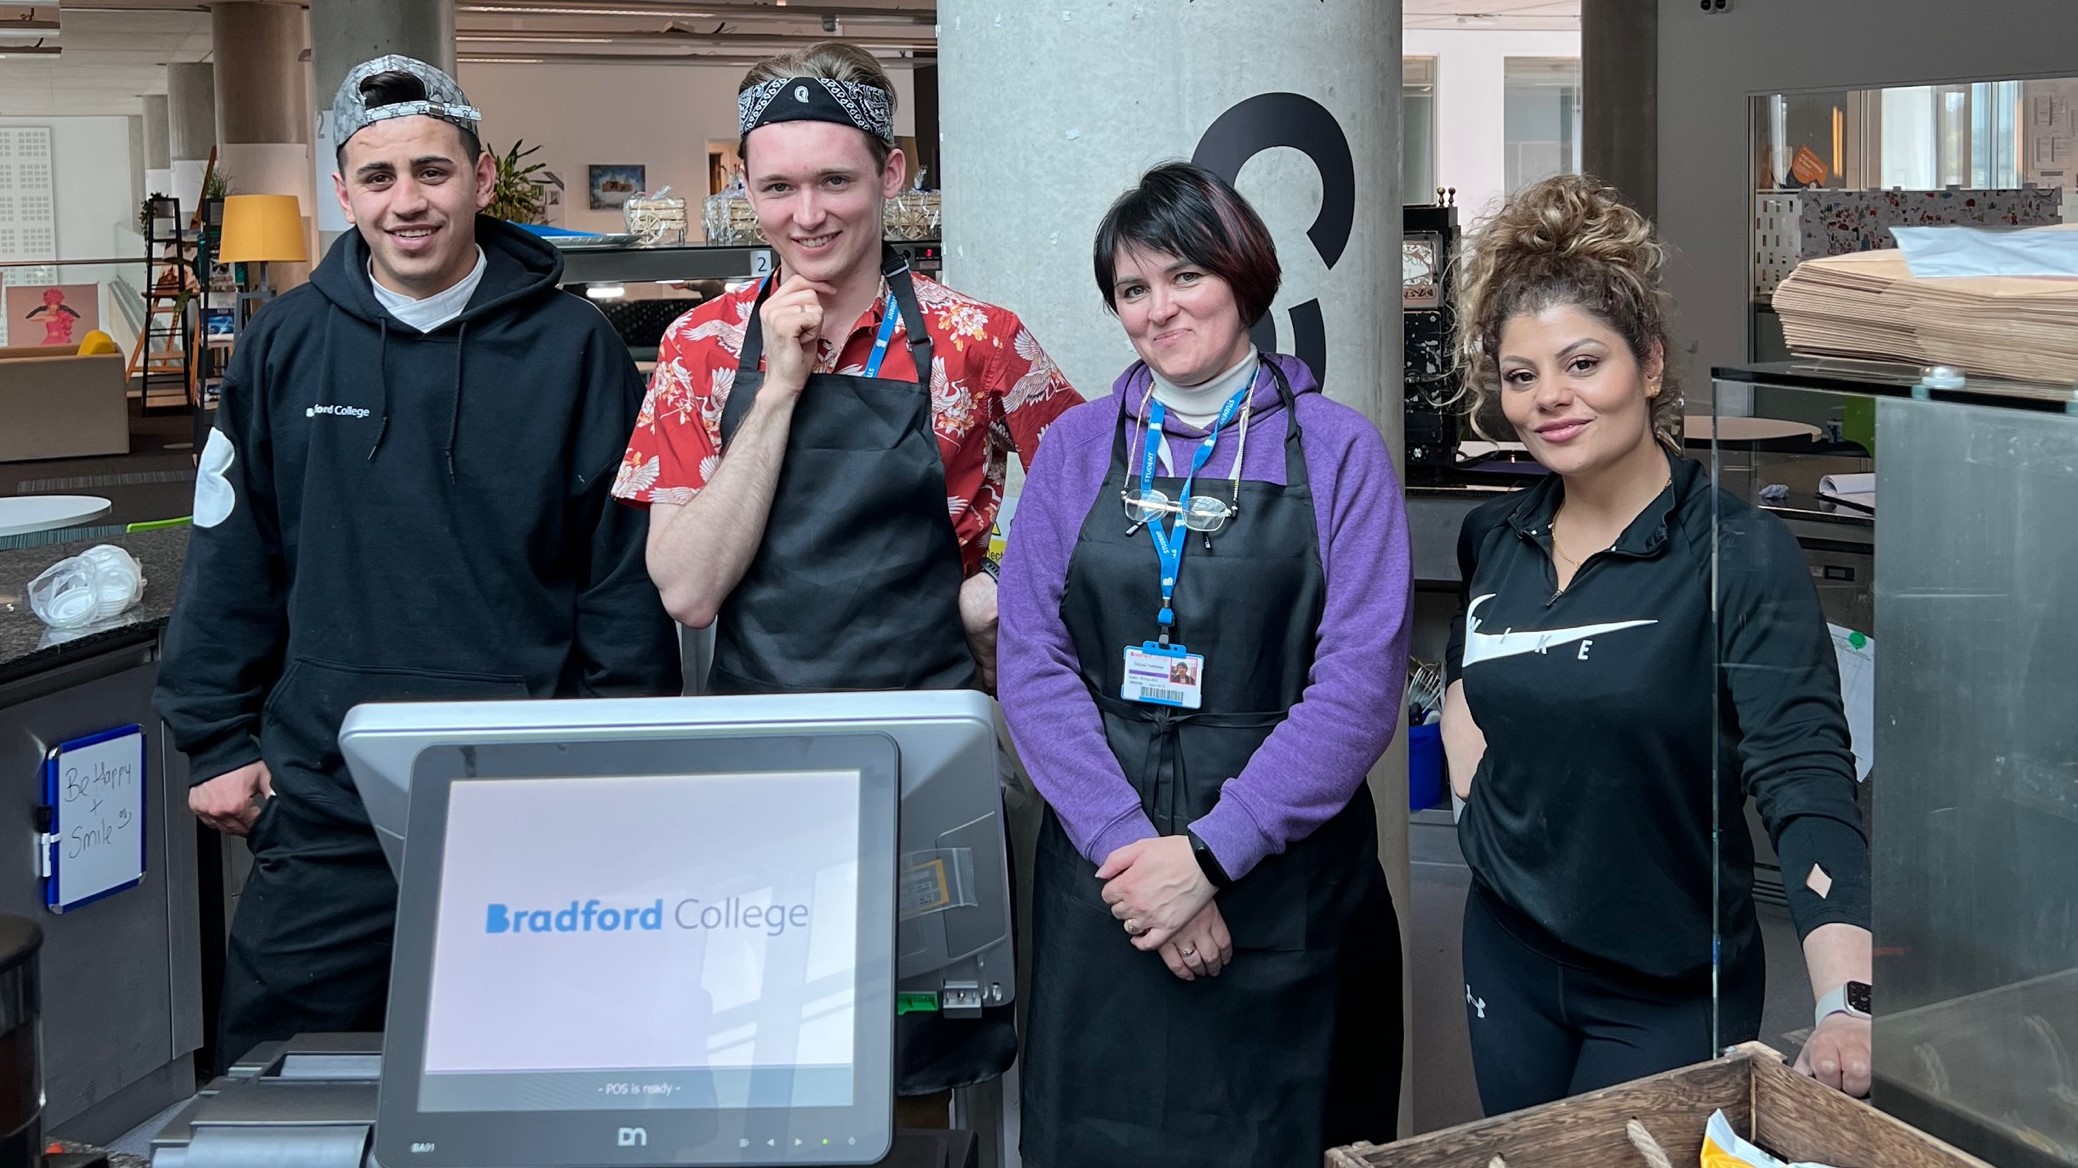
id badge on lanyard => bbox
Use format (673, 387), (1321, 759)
(1120, 381), (1249, 710)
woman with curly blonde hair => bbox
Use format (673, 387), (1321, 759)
(1439, 175), (1873, 1113)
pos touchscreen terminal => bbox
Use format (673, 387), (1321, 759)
(148, 692), (1008, 1168)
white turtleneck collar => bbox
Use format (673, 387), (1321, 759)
(1150, 346), (1260, 428)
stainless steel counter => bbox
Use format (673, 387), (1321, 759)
(0, 529), (204, 1142)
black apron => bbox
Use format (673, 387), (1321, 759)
(713, 248), (978, 696)
(714, 250), (1011, 1095)
(1021, 365), (1402, 1166)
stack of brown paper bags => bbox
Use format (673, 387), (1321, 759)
(1773, 248), (2078, 389)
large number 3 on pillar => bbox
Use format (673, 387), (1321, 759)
(1192, 93), (1357, 387)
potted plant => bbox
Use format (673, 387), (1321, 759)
(137, 193), (171, 234)
(486, 140), (550, 224)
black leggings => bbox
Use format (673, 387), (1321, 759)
(1460, 886), (1765, 1116)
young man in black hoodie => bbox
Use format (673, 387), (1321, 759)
(155, 55), (680, 1070)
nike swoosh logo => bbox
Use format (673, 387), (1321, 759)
(1460, 595), (1657, 668)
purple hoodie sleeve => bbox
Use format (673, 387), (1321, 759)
(1186, 400), (1413, 881)
(998, 403), (1161, 868)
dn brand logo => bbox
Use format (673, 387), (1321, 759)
(618, 1126), (648, 1147)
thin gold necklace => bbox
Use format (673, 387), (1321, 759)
(1552, 469), (1673, 571)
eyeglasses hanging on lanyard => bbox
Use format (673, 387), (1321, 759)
(1123, 378), (1254, 540)
(1123, 367), (1255, 645)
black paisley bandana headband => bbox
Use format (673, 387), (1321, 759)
(738, 76), (896, 145)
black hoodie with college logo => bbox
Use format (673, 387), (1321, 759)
(156, 216), (680, 821)
(1446, 450), (1869, 983)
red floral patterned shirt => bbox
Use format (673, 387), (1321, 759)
(613, 272), (1080, 574)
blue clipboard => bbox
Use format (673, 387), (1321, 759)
(40, 724), (148, 914)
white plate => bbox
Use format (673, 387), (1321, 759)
(0, 495), (112, 537)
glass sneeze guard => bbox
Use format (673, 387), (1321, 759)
(1709, 358), (2078, 1168)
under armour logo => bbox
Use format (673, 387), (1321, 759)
(1465, 985), (1486, 1019)
(794, 84), (810, 103)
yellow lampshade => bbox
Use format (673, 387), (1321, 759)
(218, 194), (308, 264)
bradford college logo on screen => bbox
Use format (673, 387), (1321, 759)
(484, 896), (815, 937)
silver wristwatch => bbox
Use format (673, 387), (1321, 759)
(1815, 980), (1872, 1028)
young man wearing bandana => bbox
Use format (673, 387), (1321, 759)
(157, 56), (680, 1071)
(613, 43), (1080, 1109)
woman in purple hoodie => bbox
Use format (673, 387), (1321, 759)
(999, 162), (1412, 1166)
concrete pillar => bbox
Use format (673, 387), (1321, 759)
(127, 115), (147, 212)
(1582, 0), (1658, 220)
(142, 95), (172, 201)
(308, 0), (456, 236)
(167, 62), (216, 216)
(939, 0), (1411, 1130)
(310, 0), (454, 120)
(211, 2), (312, 201)
(210, 0), (314, 283)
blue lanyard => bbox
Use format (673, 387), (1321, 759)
(1138, 381), (1251, 640)
(861, 292), (901, 379)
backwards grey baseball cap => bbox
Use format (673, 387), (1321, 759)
(331, 54), (481, 148)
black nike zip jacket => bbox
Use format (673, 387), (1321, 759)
(1446, 449), (1869, 983)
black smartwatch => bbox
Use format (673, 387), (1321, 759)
(1186, 830), (1232, 889)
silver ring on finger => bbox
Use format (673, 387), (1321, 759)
(1180, 944), (1196, 957)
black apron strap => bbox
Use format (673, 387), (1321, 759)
(720, 277), (777, 440)
(1264, 359), (1310, 488)
(881, 246), (934, 385)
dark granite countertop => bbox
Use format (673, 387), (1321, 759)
(0, 527), (190, 688)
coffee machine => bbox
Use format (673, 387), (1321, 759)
(0, 916), (106, 1168)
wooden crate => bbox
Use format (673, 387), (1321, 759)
(1329, 1043), (1994, 1168)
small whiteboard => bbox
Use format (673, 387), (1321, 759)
(41, 725), (147, 913)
